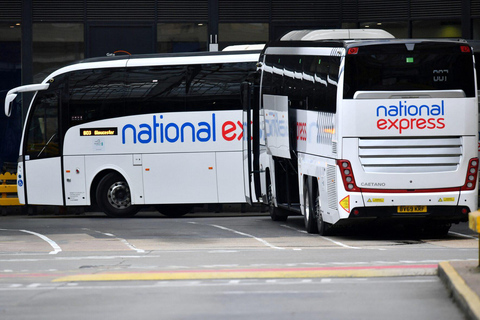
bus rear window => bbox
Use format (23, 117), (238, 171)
(343, 43), (476, 99)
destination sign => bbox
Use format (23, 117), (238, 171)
(80, 127), (118, 136)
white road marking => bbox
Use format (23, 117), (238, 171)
(188, 222), (286, 250)
(448, 231), (478, 239)
(0, 229), (62, 255)
(280, 224), (362, 249)
(85, 228), (146, 253)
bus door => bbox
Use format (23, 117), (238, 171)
(242, 81), (261, 204)
(22, 91), (64, 205)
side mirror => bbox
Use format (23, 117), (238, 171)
(3, 83), (50, 117)
(4, 93), (17, 117)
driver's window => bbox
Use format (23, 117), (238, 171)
(25, 92), (59, 159)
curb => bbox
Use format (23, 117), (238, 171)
(438, 261), (480, 320)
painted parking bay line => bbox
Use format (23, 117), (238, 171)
(52, 264), (437, 282)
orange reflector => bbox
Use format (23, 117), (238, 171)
(208, 167), (213, 170)
(66, 170), (71, 173)
(145, 168), (150, 171)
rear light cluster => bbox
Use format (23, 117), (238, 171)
(347, 47), (359, 55)
(462, 158), (479, 190)
(337, 160), (360, 192)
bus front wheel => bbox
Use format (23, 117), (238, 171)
(96, 173), (140, 218)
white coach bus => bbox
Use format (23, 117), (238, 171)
(249, 29), (478, 236)
(4, 50), (260, 217)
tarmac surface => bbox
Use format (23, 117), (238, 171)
(2, 205), (480, 318)
(439, 260), (480, 320)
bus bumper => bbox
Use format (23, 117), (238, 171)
(347, 205), (470, 223)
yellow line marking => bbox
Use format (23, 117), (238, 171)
(53, 267), (436, 282)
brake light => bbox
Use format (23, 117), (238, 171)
(337, 160), (360, 192)
(460, 45), (471, 53)
(462, 158), (478, 190)
(347, 47), (359, 55)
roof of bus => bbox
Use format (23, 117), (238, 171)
(76, 49), (262, 64)
(41, 50), (261, 84)
(264, 38), (469, 50)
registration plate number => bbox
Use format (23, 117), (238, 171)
(397, 206), (427, 213)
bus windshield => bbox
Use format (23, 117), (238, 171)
(343, 42), (476, 99)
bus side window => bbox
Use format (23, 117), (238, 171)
(270, 55), (285, 95)
(282, 55), (303, 109)
(68, 68), (126, 127)
(326, 56), (340, 113)
(314, 56), (329, 112)
(186, 62), (254, 111)
(125, 65), (187, 114)
(261, 56), (274, 96)
(302, 56), (317, 110)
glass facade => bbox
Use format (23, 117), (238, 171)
(157, 23), (208, 53)
(473, 19), (480, 39)
(218, 23), (269, 50)
(0, 23), (21, 170)
(359, 22), (409, 38)
(33, 23), (84, 83)
(412, 20), (462, 38)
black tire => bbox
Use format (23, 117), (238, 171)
(313, 184), (331, 236)
(96, 173), (140, 218)
(267, 179), (288, 221)
(304, 178), (318, 234)
(155, 205), (192, 218)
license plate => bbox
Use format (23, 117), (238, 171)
(397, 206), (427, 213)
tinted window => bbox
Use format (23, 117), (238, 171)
(343, 43), (476, 98)
(186, 62), (255, 111)
(262, 54), (338, 113)
(25, 92), (60, 159)
(125, 65), (187, 113)
(68, 68), (126, 127)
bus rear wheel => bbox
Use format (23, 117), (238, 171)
(303, 178), (318, 234)
(96, 173), (140, 218)
(313, 187), (331, 236)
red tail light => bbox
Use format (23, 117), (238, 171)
(461, 158), (478, 190)
(460, 45), (471, 53)
(337, 160), (360, 192)
(347, 47), (359, 55)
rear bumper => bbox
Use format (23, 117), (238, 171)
(348, 205), (469, 223)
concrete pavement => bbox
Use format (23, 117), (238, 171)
(438, 209), (480, 320)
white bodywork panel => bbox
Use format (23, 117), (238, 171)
(263, 94), (290, 159)
(64, 156), (87, 205)
(142, 153), (218, 204)
(25, 157), (63, 205)
(61, 110), (246, 206)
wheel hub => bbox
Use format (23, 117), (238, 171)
(107, 182), (131, 209)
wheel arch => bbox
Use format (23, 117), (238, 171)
(89, 169), (119, 207)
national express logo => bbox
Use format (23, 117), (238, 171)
(121, 114), (245, 144)
(376, 100), (445, 134)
